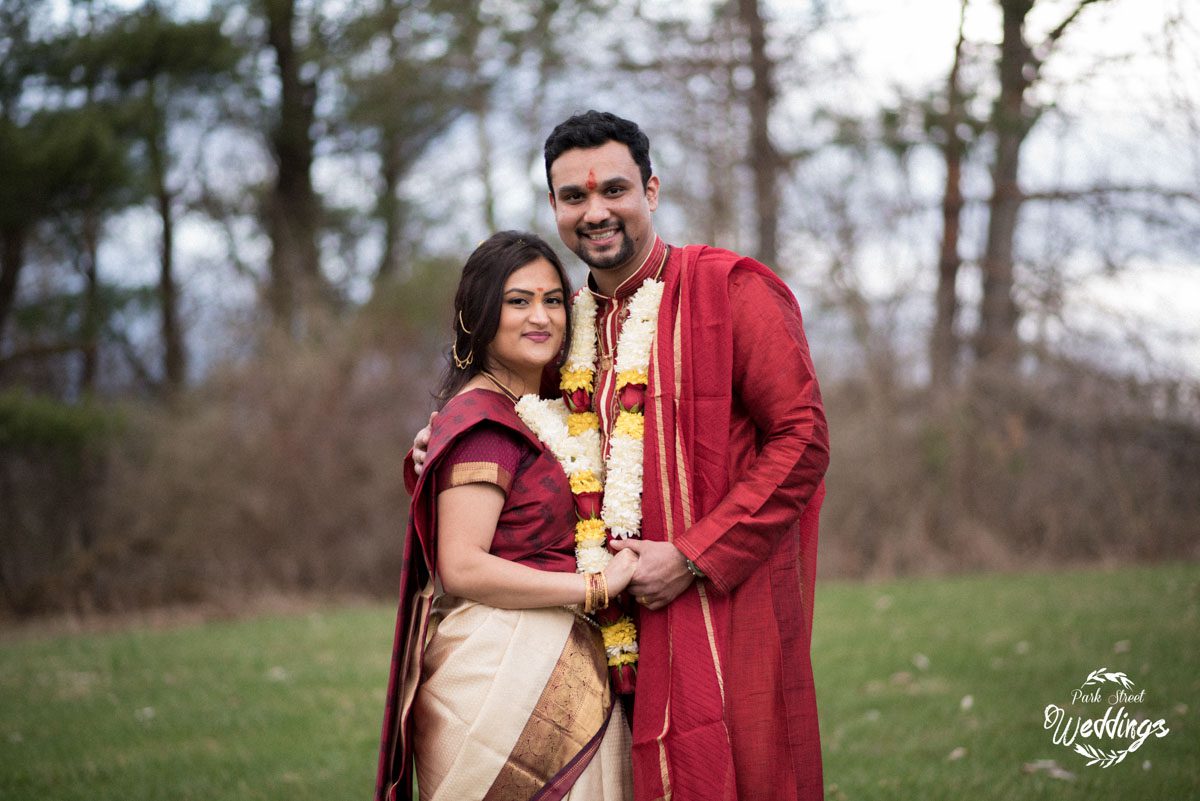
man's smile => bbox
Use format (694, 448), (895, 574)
(580, 224), (622, 243)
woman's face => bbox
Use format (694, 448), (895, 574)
(486, 257), (567, 377)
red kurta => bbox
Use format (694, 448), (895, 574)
(633, 245), (830, 801)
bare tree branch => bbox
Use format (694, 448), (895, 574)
(1021, 184), (1200, 205)
(1034, 0), (1108, 71)
(107, 321), (160, 394)
(0, 341), (86, 367)
(1044, 0), (1106, 50)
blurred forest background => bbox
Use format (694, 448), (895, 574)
(1, 0), (1198, 618)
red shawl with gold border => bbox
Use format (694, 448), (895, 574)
(633, 245), (830, 801)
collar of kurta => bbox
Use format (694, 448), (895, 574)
(585, 235), (668, 301)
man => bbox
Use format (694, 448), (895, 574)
(411, 110), (829, 801)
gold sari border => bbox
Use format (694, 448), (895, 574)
(445, 461), (513, 492)
(481, 620), (610, 801)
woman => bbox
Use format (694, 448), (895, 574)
(376, 231), (637, 801)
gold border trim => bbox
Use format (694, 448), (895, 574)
(658, 623), (674, 799)
(445, 461), (513, 492)
(651, 324), (673, 542)
(672, 301), (693, 530)
(481, 620), (609, 801)
(696, 585), (726, 703)
(673, 254), (727, 704)
(649, 272), (674, 801)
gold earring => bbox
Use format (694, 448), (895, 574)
(452, 339), (473, 370)
(458, 310), (472, 335)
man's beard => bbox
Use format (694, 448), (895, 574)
(574, 224), (635, 271)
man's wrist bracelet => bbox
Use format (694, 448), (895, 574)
(684, 558), (706, 579)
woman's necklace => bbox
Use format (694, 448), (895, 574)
(480, 369), (520, 403)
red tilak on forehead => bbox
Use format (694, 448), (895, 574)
(585, 169), (597, 190)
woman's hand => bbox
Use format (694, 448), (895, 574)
(602, 548), (640, 596)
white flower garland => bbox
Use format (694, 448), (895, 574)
(563, 289), (598, 373)
(514, 397), (602, 479)
(602, 279), (662, 539)
(515, 278), (665, 672)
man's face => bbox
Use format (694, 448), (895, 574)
(547, 140), (659, 274)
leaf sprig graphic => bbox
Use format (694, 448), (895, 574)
(1073, 743), (1130, 768)
(1081, 667), (1134, 690)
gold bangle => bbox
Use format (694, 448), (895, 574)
(597, 571), (609, 610)
(583, 573), (596, 615)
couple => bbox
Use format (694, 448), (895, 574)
(376, 111), (831, 801)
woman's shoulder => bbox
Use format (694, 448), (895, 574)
(431, 390), (534, 453)
(430, 391), (542, 490)
(440, 388), (523, 426)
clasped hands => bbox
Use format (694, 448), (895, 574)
(610, 538), (694, 611)
(411, 414), (695, 612)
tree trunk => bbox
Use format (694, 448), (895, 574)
(699, 58), (739, 250)
(0, 228), (25, 346)
(929, 0), (970, 388)
(264, 0), (324, 330)
(375, 139), (403, 285)
(976, 0), (1034, 371)
(80, 210), (100, 394)
(147, 98), (185, 393)
(525, 47), (551, 231)
(704, 147), (736, 250)
(157, 185), (184, 391)
(738, 0), (781, 267)
(476, 104), (497, 233)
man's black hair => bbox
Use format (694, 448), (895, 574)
(543, 110), (652, 192)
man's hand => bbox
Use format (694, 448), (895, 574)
(411, 412), (436, 476)
(609, 539), (694, 610)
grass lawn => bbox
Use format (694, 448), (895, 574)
(1, 563), (1196, 800)
(813, 562), (1198, 800)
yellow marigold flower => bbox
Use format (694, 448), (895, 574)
(609, 652), (639, 666)
(575, 518), (607, 545)
(569, 468), (602, 493)
(613, 410), (644, 440)
(601, 617), (638, 649)
(560, 367), (594, 392)
(567, 412), (600, 437)
(615, 368), (648, 389)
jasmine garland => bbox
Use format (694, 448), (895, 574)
(515, 278), (665, 675)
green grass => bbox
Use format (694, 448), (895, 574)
(814, 563), (1199, 800)
(0, 606), (394, 800)
(1, 563), (1196, 800)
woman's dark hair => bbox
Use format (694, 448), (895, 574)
(435, 231), (572, 407)
(543, 110), (652, 192)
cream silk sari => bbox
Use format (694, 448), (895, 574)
(378, 391), (633, 801)
(413, 595), (632, 801)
